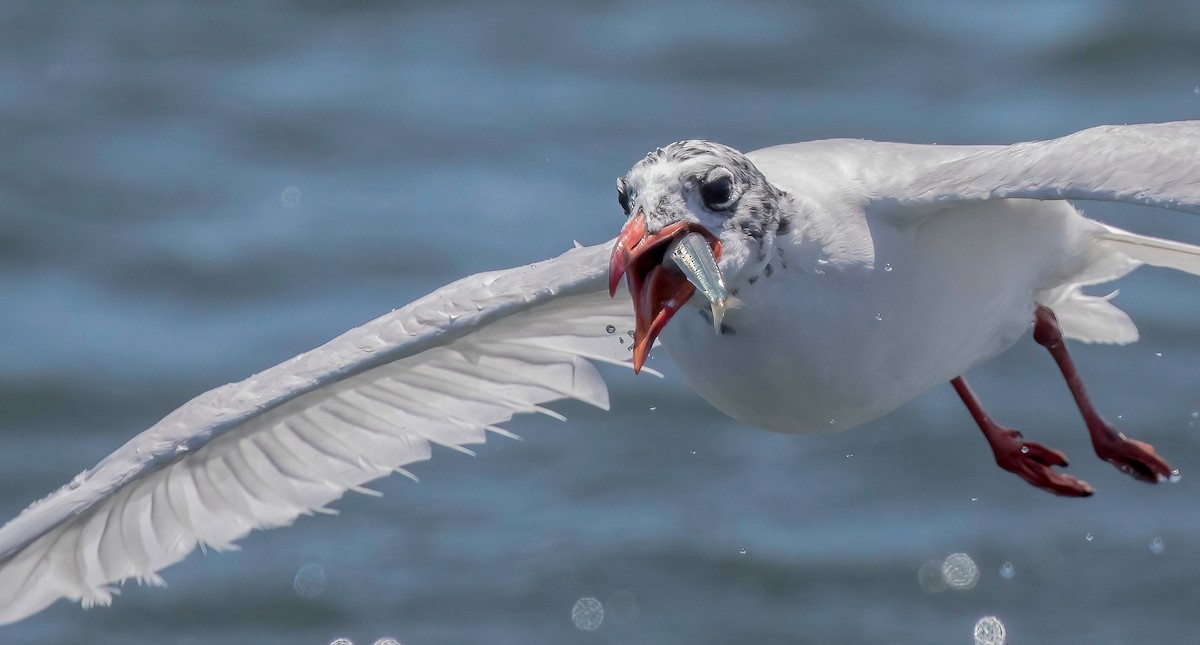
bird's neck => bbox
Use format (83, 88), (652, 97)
(775, 191), (875, 274)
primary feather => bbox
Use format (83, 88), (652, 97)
(0, 242), (636, 625)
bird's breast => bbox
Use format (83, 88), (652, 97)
(660, 243), (1040, 433)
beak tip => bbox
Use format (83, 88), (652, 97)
(631, 339), (651, 375)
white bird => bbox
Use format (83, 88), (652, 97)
(2, 121), (1199, 625)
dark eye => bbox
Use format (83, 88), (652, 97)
(700, 175), (734, 210)
(616, 178), (631, 215)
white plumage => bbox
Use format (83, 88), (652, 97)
(2, 121), (1200, 625)
(0, 244), (638, 623)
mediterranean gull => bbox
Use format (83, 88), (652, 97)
(1, 121), (1199, 624)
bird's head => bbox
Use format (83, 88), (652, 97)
(609, 140), (790, 373)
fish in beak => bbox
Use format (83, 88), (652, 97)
(608, 211), (725, 373)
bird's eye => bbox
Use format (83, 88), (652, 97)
(616, 178), (631, 215)
(700, 173), (735, 210)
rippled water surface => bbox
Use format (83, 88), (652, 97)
(3, 2), (1200, 643)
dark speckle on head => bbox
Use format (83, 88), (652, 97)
(641, 140), (754, 169)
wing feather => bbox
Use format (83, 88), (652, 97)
(879, 121), (1200, 215)
(0, 241), (633, 624)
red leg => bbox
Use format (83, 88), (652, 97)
(1033, 305), (1172, 483)
(951, 376), (1093, 496)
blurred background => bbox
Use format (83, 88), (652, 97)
(2, 1), (1200, 643)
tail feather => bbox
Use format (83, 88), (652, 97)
(1097, 224), (1200, 276)
(1039, 222), (1200, 345)
(1039, 284), (1138, 345)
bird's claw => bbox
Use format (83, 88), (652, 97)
(992, 428), (1094, 497)
(1093, 430), (1172, 483)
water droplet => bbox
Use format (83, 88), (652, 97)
(1170, 469), (1182, 483)
(281, 186), (302, 208)
(373, 640), (402, 645)
(1150, 537), (1165, 554)
(330, 639), (352, 645)
(971, 497), (978, 502)
(605, 324), (616, 334)
(1085, 532), (1094, 542)
(1191, 411), (1199, 419)
(739, 547), (748, 555)
(873, 313), (883, 321)
(828, 418), (836, 425)
(918, 560), (948, 593)
(997, 561), (1015, 579)
(845, 453), (853, 458)
(1155, 352), (1163, 357)
(174, 444), (189, 455)
(883, 263), (893, 272)
(649, 406), (657, 411)
(294, 563), (327, 598)
(942, 553), (979, 590)
(973, 615), (1007, 645)
(690, 450), (697, 455)
(571, 597), (604, 631)
(1020, 446), (1029, 454)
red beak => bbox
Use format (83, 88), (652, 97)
(608, 211), (722, 373)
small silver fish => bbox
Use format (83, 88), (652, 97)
(670, 232), (728, 334)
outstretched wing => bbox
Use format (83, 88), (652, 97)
(0, 241), (638, 625)
(879, 121), (1200, 215)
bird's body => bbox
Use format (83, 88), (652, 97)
(665, 140), (1132, 432)
(2, 121), (1200, 625)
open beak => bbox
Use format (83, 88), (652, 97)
(608, 211), (723, 373)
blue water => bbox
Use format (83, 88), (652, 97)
(3, 1), (1200, 643)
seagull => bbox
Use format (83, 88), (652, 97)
(2, 121), (1199, 625)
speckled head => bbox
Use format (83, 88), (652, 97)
(609, 140), (793, 372)
(619, 140), (791, 262)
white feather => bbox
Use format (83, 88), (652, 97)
(881, 121), (1200, 215)
(1096, 223), (1200, 276)
(0, 241), (633, 625)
